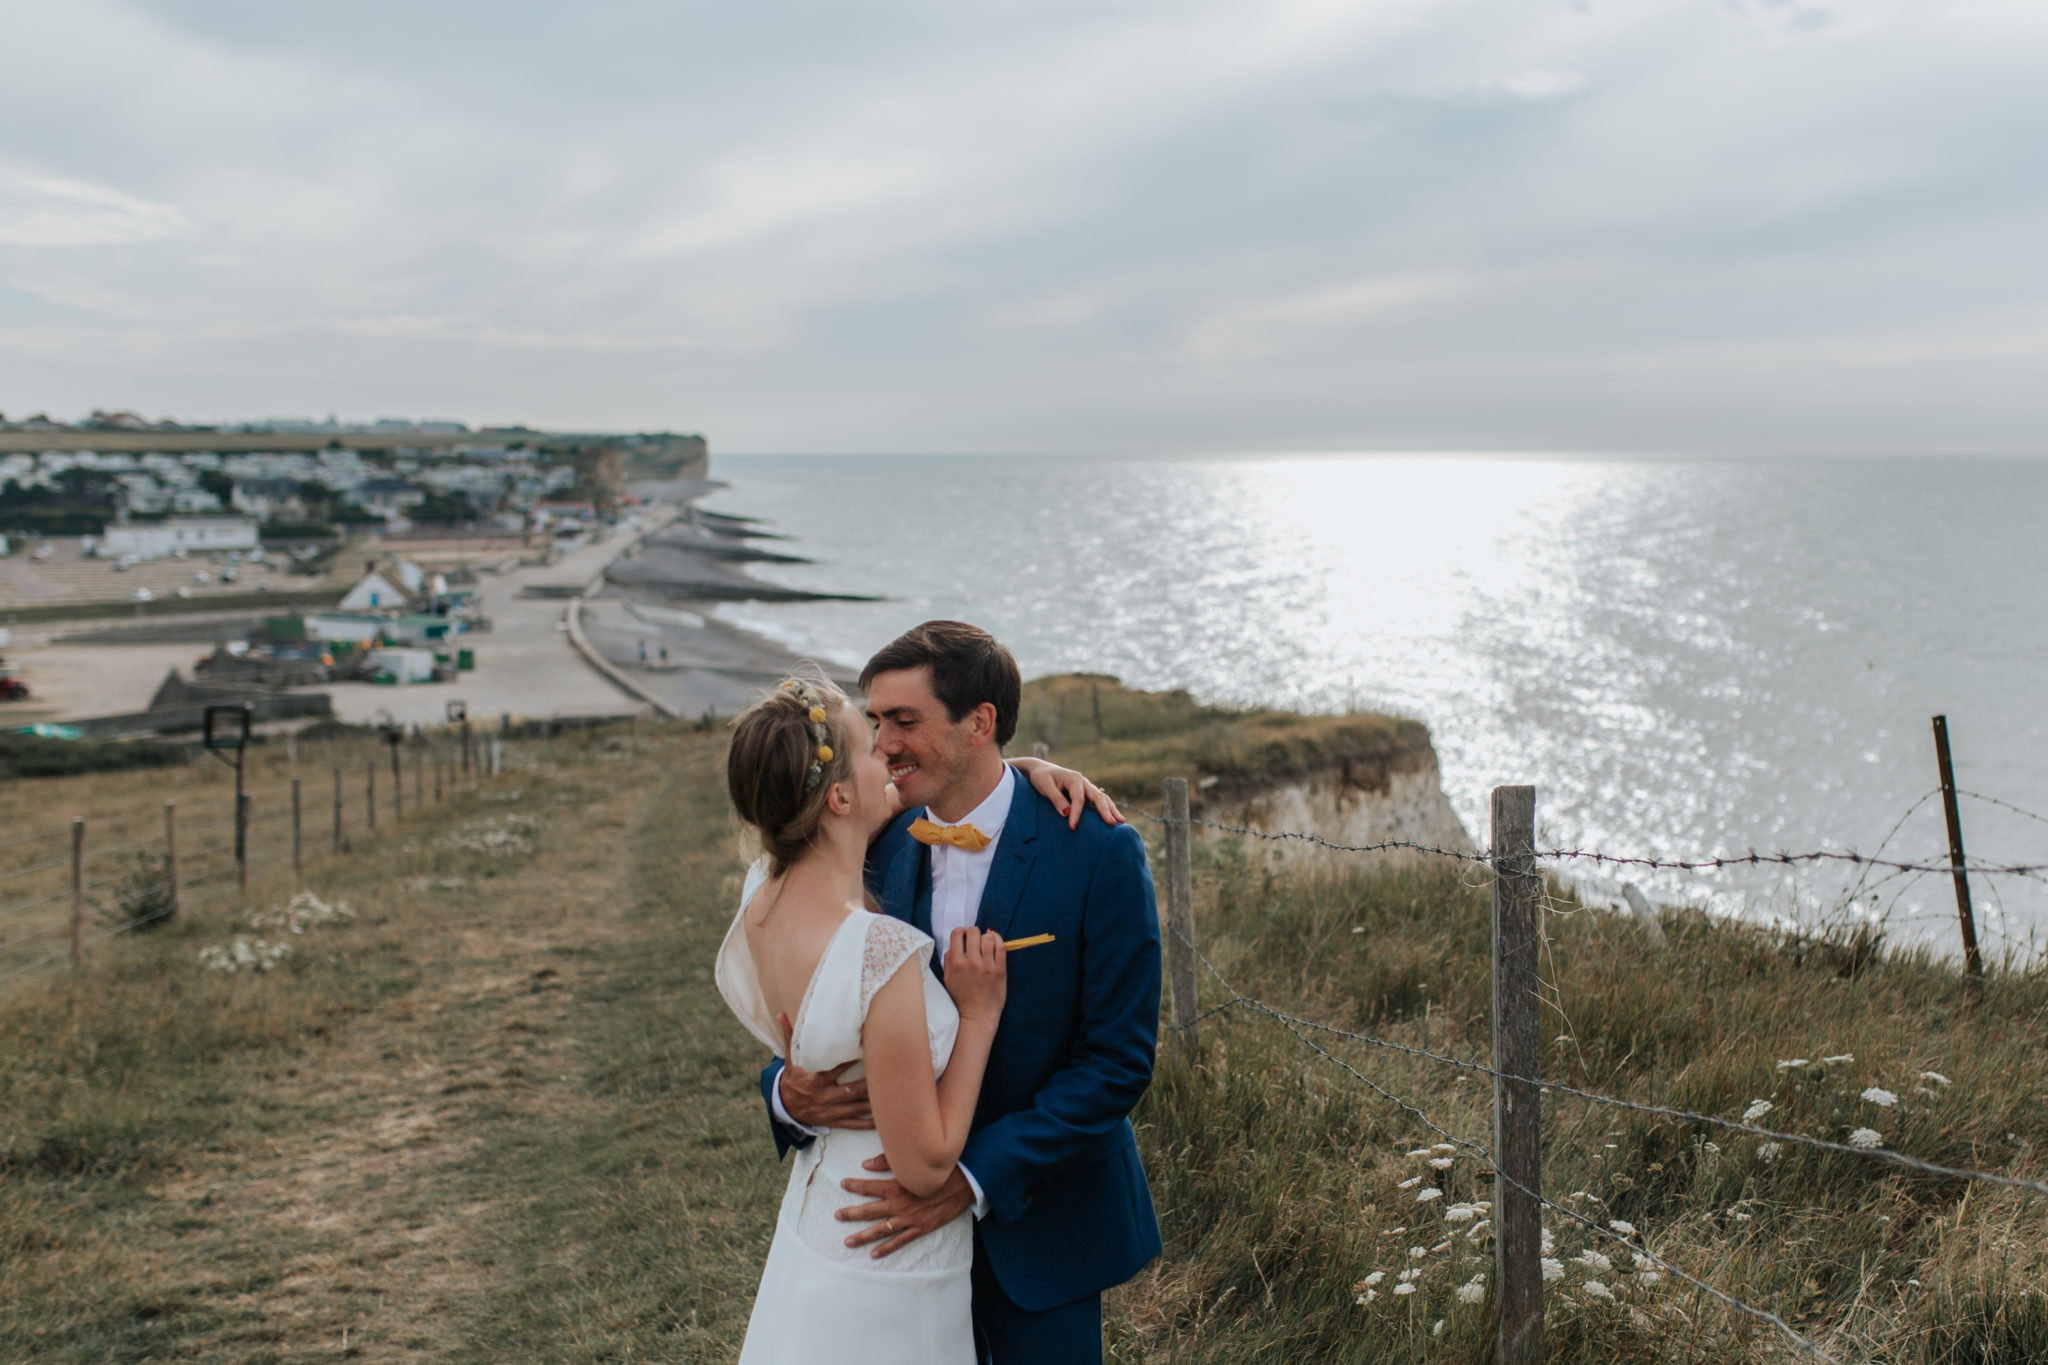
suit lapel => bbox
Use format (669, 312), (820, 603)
(974, 769), (1039, 942)
(871, 821), (927, 926)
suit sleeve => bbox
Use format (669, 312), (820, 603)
(759, 1057), (817, 1161)
(959, 824), (1162, 1223)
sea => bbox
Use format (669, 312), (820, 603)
(702, 454), (2048, 957)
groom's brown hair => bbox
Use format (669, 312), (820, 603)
(861, 620), (1021, 748)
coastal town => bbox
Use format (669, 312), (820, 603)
(0, 414), (839, 744)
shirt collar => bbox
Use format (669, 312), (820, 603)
(924, 766), (1015, 842)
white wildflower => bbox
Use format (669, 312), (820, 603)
(1432, 1319), (1445, 1338)
(1576, 1250), (1612, 1272)
(1541, 1227), (1556, 1255)
(1775, 1058), (1809, 1070)
(1444, 1205), (1478, 1224)
(197, 936), (292, 973)
(1351, 926), (1365, 935)
(1861, 1087), (1898, 1108)
(1758, 1142), (1783, 1164)
(1466, 1220), (1491, 1240)
(1355, 1290), (1376, 1305)
(1849, 1128), (1885, 1150)
(1918, 1071), (1951, 1087)
(1608, 1220), (1636, 1236)
(1429, 1157), (1455, 1170)
(1409, 1246), (1429, 1259)
(1362, 1271), (1385, 1287)
(1456, 1275), (1487, 1304)
(1732, 1211), (1752, 1222)
(1407, 1148), (1434, 1157)
(1821, 1053), (1854, 1065)
(1388, 1227), (1407, 1235)
(1432, 1143), (1456, 1153)
(1393, 1282), (1416, 1297)
(1742, 1100), (1773, 1123)
(1398, 1176), (1423, 1189)
(1582, 1280), (1614, 1302)
(1637, 1270), (1664, 1288)
(1416, 1188), (1443, 1203)
(246, 892), (356, 935)
(1399, 1268), (1421, 1283)
(1431, 1240), (1452, 1254)
(1703, 1142), (1720, 1154)
(1540, 1258), (1564, 1283)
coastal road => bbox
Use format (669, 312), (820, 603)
(313, 518), (675, 729)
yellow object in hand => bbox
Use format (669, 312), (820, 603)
(1003, 933), (1056, 951)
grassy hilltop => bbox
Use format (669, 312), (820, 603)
(1, 692), (2044, 1363)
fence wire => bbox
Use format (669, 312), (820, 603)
(1171, 922), (1844, 1362)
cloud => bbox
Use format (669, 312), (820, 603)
(0, 166), (189, 248)
(1187, 274), (1474, 360)
(1494, 68), (1588, 100)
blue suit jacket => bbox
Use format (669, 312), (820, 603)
(759, 768), (1163, 1311)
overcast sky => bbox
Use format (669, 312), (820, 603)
(2, 0), (2044, 455)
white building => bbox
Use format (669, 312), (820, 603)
(99, 517), (259, 557)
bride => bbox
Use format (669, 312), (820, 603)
(714, 675), (1108, 1364)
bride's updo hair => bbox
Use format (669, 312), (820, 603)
(727, 673), (859, 876)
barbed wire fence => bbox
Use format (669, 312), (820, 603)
(1134, 729), (2048, 1365)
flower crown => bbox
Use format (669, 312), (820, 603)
(779, 678), (836, 792)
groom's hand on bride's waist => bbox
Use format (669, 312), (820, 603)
(778, 1058), (874, 1130)
(777, 1014), (875, 1130)
(837, 1159), (975, 1260)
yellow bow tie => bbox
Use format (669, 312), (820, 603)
(909, 817), (992, 852)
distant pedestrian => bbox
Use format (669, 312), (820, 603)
(660, 645), (669, 663)
(638, 640), (647, 662)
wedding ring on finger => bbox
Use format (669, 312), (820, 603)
(883, 1218), (896, 1234)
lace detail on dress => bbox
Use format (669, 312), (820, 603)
(860, 915), (933, 1017)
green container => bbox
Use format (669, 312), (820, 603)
(457, 648), (475, 670)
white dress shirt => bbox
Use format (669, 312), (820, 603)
(922, 768), (1014, 965)
(773, 767), (1017, 1220)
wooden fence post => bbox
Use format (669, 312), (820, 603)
(164, 802), (181, 922)
(291, 779), (303, 890)
(333, 766), (344, 851)
(489, 735), (502, 778)
(435, 752), (444, 802)
(1491, 784), (1543, 1365)
(391, 745), (404, 822)
(414, 746), (423, 808)
(70, 818), (85, 967)
(367, 761), (377, 833)
(1161, 778), (1201, 1054)
(1931, 715), (1983, 977)
(236, 793), (250, 894)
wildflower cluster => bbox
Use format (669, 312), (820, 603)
(245, 892), (356, 935)
(439, 813), (541, 856)
(197, 937), (292, 973)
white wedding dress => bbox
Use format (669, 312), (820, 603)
(714, 858), (976, 1365)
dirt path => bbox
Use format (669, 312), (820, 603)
(120, 753), (652, 1360)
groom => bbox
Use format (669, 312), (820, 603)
(760, 620), (1163, 1363)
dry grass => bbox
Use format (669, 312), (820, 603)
(7, 700), (2047, 1364)
(1112, 838), (2048, 1363)
(0, 722), (741, 1362)
(1018, 674), (1427, 804)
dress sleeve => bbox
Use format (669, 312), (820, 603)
(859, 916), (933, 1018)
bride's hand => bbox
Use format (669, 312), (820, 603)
(942, 928), (1007, 1024)
(1012, 757), (1124, 830)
